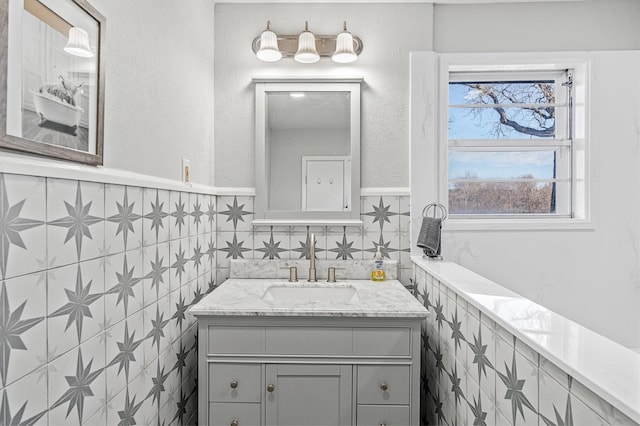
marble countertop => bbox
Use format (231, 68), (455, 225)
(229, 258), (398, 280)
(412, 256), (640, 424)
(189, 278), (428, 318)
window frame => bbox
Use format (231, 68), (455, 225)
(434, 54), (591, 231)
(446, 69), (572, 218)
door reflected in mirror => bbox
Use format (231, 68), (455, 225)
(254, 79), (362, 222)
(267, 91), (350, 211)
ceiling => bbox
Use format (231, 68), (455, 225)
(216, 0), (585, 3)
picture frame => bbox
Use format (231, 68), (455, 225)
(0, 0), (105, 165)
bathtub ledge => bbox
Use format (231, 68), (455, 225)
(412, 256), (640, 424)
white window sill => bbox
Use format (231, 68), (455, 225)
(443, 217), (594, 232)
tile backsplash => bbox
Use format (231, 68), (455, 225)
(0, 169), (411, 425)
(215, 194), (412, 287)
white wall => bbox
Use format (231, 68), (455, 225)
(411, 0), (640, 348)
(434, 0), (640, 53)
(213, 2), (433, 188)
(87, 0), (215, 185)
(442, 52), (640, 349)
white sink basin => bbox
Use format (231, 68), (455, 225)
(262, 285), (360, 303)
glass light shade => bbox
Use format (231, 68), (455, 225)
(294, 30), (319, 64)
(64, 27), (93, 58)
(332, 31), (357, 63)
(256, 29), (282, 62)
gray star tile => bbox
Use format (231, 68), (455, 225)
(47, 179), (104, 267)
(49, 264), (103, 345)
(362, 196), (399, 233)
(105, 253), (143, 324)
(169, 192), (189, 239)
(106, 185), (142, 253)
(218, 232), (252, 260)
(0, 174), (45, 280)
(328, 228), (361, 260)
(49, 348), (104, 424)
(217, 196), (253, 232)
(255, 229), (288, 260)
(142, 188), (170, 245)
(0, 279), (45, 387)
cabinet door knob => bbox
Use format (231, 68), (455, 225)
(231, 420), (239, 426)
(380, 382), (388, 391)
(230, 379), (238, 389)
(267, 384), (275, 393)
(380, 423), (387, 426)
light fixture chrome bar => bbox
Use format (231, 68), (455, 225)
(252, 34), (363, 58)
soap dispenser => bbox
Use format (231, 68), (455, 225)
(371, 247), (386, 282)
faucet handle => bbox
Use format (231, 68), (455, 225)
(327, 267), (336, 283)
(326, 267), (345, 283)
(279, 266), (298, 282)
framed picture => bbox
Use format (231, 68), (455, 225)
(0, 0), (105, 165)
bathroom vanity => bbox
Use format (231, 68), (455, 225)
(190, 278), (428, 426)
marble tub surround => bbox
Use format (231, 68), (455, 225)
(412, 257), (640, 425)
(229, 258), (398, 280)
(189, 278), (427, 317)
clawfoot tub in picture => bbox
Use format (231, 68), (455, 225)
(30, 89), (84, 135)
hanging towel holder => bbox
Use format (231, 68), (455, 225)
(420, 203), (447, 260)
(422, 203), (447, 221)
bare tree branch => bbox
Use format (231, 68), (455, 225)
(464, 83), (555, 138)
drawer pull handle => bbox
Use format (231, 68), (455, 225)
(380, 423), (387, 426)
(380, 382), (388, 391)
(230, 380), (238, 389)
(231, 420), (239, 426)
(267, 383), (275, 393)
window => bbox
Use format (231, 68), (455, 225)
(447, 69), (573, 218)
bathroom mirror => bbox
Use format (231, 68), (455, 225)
(254, 78), (362, 223)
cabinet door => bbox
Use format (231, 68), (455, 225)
(357, 365), (411, 405)
(210, 402), (261, 426)
(356, 405), (410, 426)
(265, 364), (352, 426)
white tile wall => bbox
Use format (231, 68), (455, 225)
(414, 264), (639, 426)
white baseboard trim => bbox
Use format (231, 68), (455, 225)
(0, 154), (217, 194)
(361, 187), (411, 196)
(214, 187), (257, 196)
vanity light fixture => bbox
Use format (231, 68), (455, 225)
(294, 21), (320, 63)
(332, 22), (357, 63)
(256, 21), (283, 62)
(252, 21), (363, 64)
(64, 27), (94, 57)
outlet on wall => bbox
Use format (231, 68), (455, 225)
(182, 158), (191, 183)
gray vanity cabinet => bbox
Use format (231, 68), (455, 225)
(198, 316), (422, 426)
(265, 364), (352, 425)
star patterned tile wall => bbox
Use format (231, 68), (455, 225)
(412, 265), (639, 426)
(0, 172), (412, 426)
(0, 173), (214, 425)
(215, 195), (412, 286)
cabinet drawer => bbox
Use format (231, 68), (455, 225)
(210, 364), (261, 402)
(209, 402), (260, 426)
(357, 404), (410, 426)
(357, 365), (410, 405)
(266, 327), (352, 355)
(208, 326), (264, 354)
(354, 328), (411, 357)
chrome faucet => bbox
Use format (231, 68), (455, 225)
(308, 233), (317, 282)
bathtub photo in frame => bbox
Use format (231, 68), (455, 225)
(0, 0), (105, 165)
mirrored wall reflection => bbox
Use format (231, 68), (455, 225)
(266, 91), (352, 212)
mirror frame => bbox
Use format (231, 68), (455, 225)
(254, 77), (362, 223)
